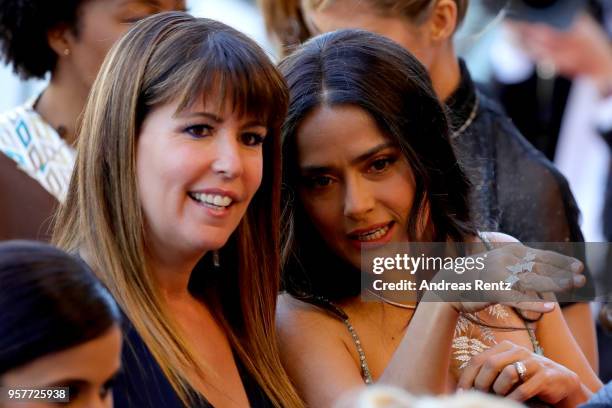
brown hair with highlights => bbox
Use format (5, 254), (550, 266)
(54, 11), (301, 407)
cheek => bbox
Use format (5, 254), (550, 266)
(386, 171), (416, 219)
(78, 23), (129, 77)
(244, 154), (264, 196)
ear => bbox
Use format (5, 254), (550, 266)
(427, 0), (458, 43)
(47, 24), (73, 58)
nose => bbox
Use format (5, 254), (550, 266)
(211, 132), (243, 179)
(343, 175), (374, 220)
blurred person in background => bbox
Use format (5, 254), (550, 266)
(0, 240), (122, 408)
(491, 0), (612, 381)
(0, 0), (185, 241)
(259, 0), (598, 372)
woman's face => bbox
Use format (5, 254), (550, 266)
(63, 0), (186, 88)
(299, 0), (436, 68)
(296, 105), (415, 268)
(0, 325), (122, 408)
(136, 97), (267, 259)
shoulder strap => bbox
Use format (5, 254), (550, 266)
(314, 296), (374, 384)
(477, 231), (494, 251)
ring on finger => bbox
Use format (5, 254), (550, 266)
(513, 361), (527, 382)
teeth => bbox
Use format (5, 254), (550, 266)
(356, 225), (389, 241)
(192, 193), (233, 208)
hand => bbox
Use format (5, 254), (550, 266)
(439, 244), (584, 314)
(457, 340), (581, 405)
(509, 14), (612, 94)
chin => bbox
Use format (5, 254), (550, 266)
(185, 232), (232, 254)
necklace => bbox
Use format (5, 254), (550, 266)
(450, 92), (480, 139)
(366, 290), (417, 310)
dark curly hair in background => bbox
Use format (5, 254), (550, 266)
(0, 0), (88, 79)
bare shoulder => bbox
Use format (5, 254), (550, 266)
(276, 293), (347, 339)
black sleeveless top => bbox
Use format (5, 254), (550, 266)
(112, 319), (274, 408)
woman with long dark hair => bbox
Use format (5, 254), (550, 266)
(277, 29), (600, 407)
(259, 0), (596, 370)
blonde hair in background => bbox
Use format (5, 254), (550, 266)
(53, 12), (302, 408)
(259, 0), (469, 56)
(308, 0), (469, 26)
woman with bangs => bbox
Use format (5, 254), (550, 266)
(277, 29), (601, 407)
(54, 12), (302, 408)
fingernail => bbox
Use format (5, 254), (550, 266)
(571, 262), (582, 273)
(456, 387), (465, 393)
(573, 275), (586, 285)
(544, 302), (555, 310)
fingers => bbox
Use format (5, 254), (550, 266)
(508, 246), (582, 274)
(507, 372), (545, 402)
(472, 348), (529, 392)
(503, 300), (556, 314)
(514, 270), (584, 292)
(491, 363), (521, 395)
(457, 341), (524, 390)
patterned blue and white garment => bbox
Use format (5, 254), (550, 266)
(0, 96), (76, 202)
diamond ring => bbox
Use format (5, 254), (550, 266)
(513, 361), (527, 382)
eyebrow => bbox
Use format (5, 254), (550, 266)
(178, 112), (266, 129)
(300, 141), (395, 173)
(44, 379), (88, 388)
(121, 0), (160, 7)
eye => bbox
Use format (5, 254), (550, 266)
(303, 175), (334, 189)
(99, 376), (117, 400)
(367, 156), (396, 174)
(184, 124), (212, 139)
(68, 385), (82, 402)
(240, 132), (266, 147)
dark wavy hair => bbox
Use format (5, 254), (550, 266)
(0, 240), (120, 375)
(279, 29), (477, 301)
(0, 0), (87, 79)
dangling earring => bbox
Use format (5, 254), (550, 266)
(213, 250), (220, 268)
(63, 48), (70, 56)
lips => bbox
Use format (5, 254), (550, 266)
(347, 221), (395, 247)
(187, 188), (239, 213)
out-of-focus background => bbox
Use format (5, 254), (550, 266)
(0, 0), (504, 111)
(0, 0), (272, 111)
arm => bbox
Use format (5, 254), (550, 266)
(456, 233), (601, 407)
(276, 295), (461, 407)
(537, 303), (602, 393)
(561, 303), (599, 373)
(277, 238), (586, 406)
(484, 231), (598, 371)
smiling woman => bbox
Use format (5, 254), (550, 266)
(53, 11), (302, 408)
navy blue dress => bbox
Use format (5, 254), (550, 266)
(113, 320), (274, 407)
